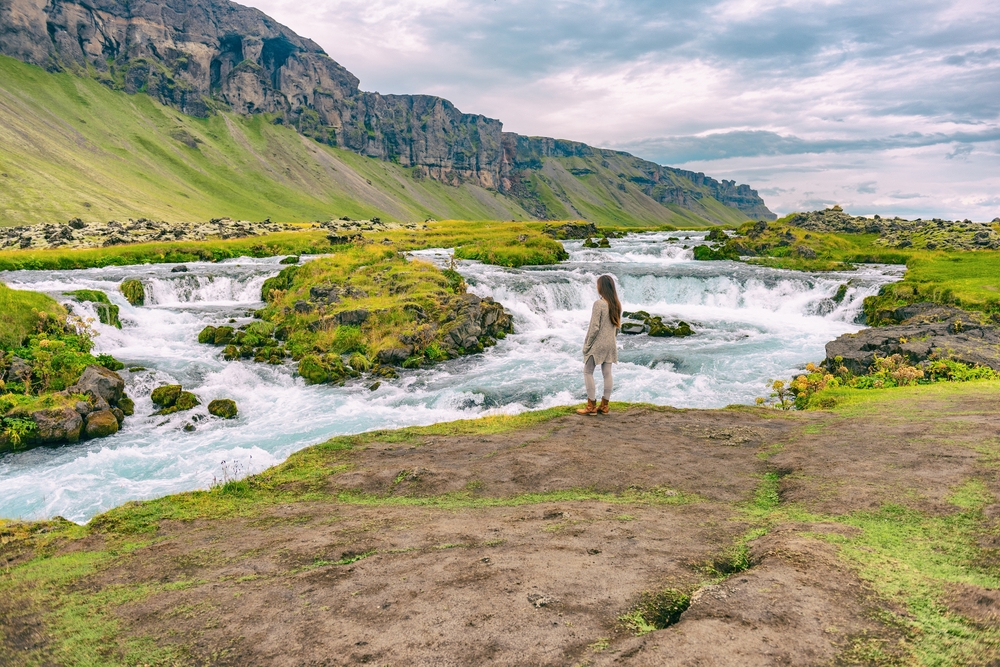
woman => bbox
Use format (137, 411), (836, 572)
(577, 274), (621, 415)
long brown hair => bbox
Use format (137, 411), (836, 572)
(597, 275), (621, 328)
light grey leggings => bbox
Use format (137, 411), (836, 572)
(584, 356), (613, 401)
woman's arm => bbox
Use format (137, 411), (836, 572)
(584, 300), (603, 349)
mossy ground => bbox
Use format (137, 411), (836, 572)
(2, 386), (999, 664)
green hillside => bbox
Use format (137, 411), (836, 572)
(518, 153), (752, 227)
(0, 55), (742, 228)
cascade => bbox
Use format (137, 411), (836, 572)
(0, 234), (903, 522)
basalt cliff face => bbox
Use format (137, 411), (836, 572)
(0, 0), (774, 222)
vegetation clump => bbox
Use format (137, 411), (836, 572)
(65, 289), (121, 328)
(119, 279), (145, 306)
(209, 244), (516, 385)
(0, 283), (129, 450)
(761, 356), (1000, 410)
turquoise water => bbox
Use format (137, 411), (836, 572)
(0, 233), (902, 522)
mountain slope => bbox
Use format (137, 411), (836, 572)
(0, 55), (530, 225)
(0, 0), (775, 226)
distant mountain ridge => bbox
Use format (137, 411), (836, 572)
(0, 0), (775, 224)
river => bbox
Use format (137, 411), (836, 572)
(0, 232), (903, 522)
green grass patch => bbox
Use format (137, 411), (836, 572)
(0, 231), (335, 271)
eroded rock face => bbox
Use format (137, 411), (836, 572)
(0, 0), (774, 221)
(445, 295), (514, 353)
(826, 304), (1000, 374)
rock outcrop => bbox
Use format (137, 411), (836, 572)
(786, 207), (1000, 251)
(0, 0), (774, 222)
(825, 303), (1000, 374)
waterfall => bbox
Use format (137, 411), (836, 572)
(0, 235), (903, 523)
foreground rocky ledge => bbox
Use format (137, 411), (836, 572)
(3, 389), (999, 664)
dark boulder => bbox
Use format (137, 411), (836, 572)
(171, 265), (189, 272)
(30, 407), (83, 443)
(6, 356), (32, 382)
(377, 346), (414, 365)
(68, 365), (125, 405)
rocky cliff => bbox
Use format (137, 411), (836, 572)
(0, 0), (774, 222)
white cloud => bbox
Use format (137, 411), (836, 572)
(245, 0), (1000, 219)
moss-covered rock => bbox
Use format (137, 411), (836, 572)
(120, 280), (145, 306)
(118, 396), (135, 416)
(175, 391), (199, 411)
(207, 399), (238, 419)
(212, 326), (234, 345)
(198, 326), (217, 344)
(84, 409), (118, 438)
(150, 384), (182, 407)
(222, 345), (240, 361)
(261, 265), (299, 302)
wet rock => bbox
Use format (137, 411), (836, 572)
(208, 399), (238, 419)
(171, 265), (189, 272)
(621, 322), (645, 335)
(175, 391), (199, 411)
(68, 365), (125, 405)
(223, 345), (240, 361)
(542, 222), (598, 239)
(183, 422), (196, 432)
(30, 407), (83, 443)
(118, 396), (135, 416)
(111, 407), (125, 425)
(151, 384), (182, 408)
(84, 410), (119, 438)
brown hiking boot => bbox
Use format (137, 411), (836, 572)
(576, 399), (598, 415)
(598, 399), (610, 414)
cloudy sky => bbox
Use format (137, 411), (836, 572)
(248, 0), (999, 219)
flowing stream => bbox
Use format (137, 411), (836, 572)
(0, 232), (904, 522)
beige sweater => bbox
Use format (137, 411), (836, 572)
(582, 299), (619, 364)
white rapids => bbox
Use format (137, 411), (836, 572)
(0, 232), (904, 522)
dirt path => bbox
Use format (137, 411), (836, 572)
(3, 388), (1000, 666)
